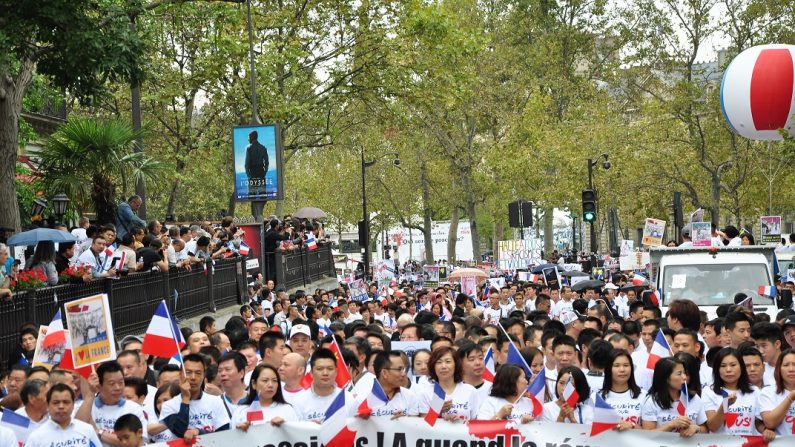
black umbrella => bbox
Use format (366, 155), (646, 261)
(572, 279), (605, 292)
(560, 270), (589, 278)
(531, 263), (559, 274)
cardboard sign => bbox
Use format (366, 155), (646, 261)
(460, 276), (478, 298)
(32, 325), (65, 370)
(619, 252), (651, 271)
(642, 218), (666, 246)
(64, 294), (116, 369)
(620, 240), (634, 257)
(761, 216), (782, 244)
(349, 279), (368, 302)
(691, 222), (712, 247)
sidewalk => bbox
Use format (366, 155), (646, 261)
(176, 276), (340, 332)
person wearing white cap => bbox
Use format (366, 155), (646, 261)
(289, 324), (313, 361)
(559, 310), (584, 340)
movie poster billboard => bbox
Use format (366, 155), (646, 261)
(760, 216), (782, 244)
(64, 294), (116, 369)
(232, 124), (284, 201)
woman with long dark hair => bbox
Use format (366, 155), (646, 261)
(640, 357), (707, 437)
(27, 241), (58, 286)
(540, 366), (593, 424)
(599, 349), (644, 430)
(702, 348), (771, 440)
(233, 364), (298, 430)
(759, 348), (795, 437)
(477, 364), (536, 423)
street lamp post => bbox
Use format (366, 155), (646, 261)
(586, 154), (611, 254)
(360, 149), (400, 280)
(52, 193), (70, 225)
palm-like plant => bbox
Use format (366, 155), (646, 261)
(37, 117), (168, 224)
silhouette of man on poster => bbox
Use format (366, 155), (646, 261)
(245, 130), (269, 196)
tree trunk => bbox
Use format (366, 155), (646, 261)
(130, 17), (147, 220)
(0, 59), (35, 234)
(420, 160), (434, 264)
(447, 207), (459, 264)
(710, 174), (721, 225)
(493, 221), (504, 260)
(462, 171), (480, 262)
(544, 206), (554, 254)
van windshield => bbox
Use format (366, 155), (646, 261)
(662, 264), (771, 305)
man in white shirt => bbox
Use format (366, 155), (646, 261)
(483, 292), (505, 326)
(368, 351), (420, 418)
(294, 348), (343, 421)
(17, 379), (50, 431)
(217, 352), (248, 417)
(279, 352), (308, 406)
(75, 361), (148, 446)
(76, 237), (117, 279)
(345, 301), (363, 323)
(71, 217), (90, 243)
(117, 350), (157, 415)
(25, 383), (101, 447)
(160, 354), (229, 443)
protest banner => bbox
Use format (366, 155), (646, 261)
(349, 279), (369, 302)
(375, 259), (396, 281)
(691, 221), (712, 247)
(390, 341), (432, 363)
(690, 207), (704, 223)
(641, 218), (665, 246)
(487, 277), (505, 289)
(64, 294), (116, 369)
(619, 239), (633, 257)
(496, 239), (543, 270)
(145, 417), (785, 447)
(423, 265), (440, 287)
(32, 325), (65, 370)
(460, 276), (477, 298)
(618, 251), (650, 271)
(439, 266), (448, 282)
(761, 215), (782, 244)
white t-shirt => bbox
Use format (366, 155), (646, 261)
(471, 381), (493, 407)
(231, 401), (299, 426)
(281, 386), (307, 407)
(15, 405), (49, 432)
(159, 392), (230, 434)
(477, 396), (536, 421)
(499, 301), (516, 314)
(585, 372), (604, 393)
(294, 387), (341, 421)
(483, 307), (505, 325)
(370, 387), (421, 417)
(344, 312), (362, 324)
(702, 386), (760, 435)
(551, 299), (573, 318)
(540, 398), (594, 424)
(91, 398), (148, 446)
(641, 394), (707, 429)
(25, 419), (101, 447)
(601, 389), (647, 425)
(764, 364), (776, 387)
(0, 426), (16, 447)
(417, 382), (480, 421)
(757, 386), (795, 436)
(71, 228), (88, 243)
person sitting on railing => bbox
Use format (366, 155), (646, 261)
(26, 241), (59, 286)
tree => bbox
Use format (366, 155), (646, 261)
(36, 117), (166, 224)
(0, 0), (145, 232)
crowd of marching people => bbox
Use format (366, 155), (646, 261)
(2, 266), (795, 446)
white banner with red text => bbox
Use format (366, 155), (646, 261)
(146, 417), (785, 447)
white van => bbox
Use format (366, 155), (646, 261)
(649, 246), (780, 320)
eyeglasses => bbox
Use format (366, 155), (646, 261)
(385, 367), (407, 374)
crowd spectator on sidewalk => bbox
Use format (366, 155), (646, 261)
(115, 195), (147, 241)
(27, 241), (58, 286)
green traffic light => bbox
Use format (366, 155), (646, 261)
(584, 211), (596, 222)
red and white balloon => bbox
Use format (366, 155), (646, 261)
(720, 44), (795, 140)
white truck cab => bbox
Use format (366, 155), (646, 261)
(650, 246), (779, 320)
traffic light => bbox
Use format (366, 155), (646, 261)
(358, 220), (368, 247)
(582, 188), (597, 222)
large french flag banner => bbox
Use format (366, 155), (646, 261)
(646, 330), (673, 370)
(320, 391), (355, 447)
(356, 379), (388, 416)
(562, 377), (580, 408)
(721, 45), (795, 141)
(482, 347), (495, 382)
(526, 368), (545, 417)
(141, 301), (185, 359)
(0, 408), (29, 446)
(590, 394), (621, 436)
(42, 309), (66, 348)
(424, 383), (446, 427)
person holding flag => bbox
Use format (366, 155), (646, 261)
(232, 364), (299, 430)
(758, 348), (795, 438)
(476, 365), (536, 423)
(598, 350), (645, 430)
(702, 348), (770, 439)
(640, 357), (706, 437)
(540, 366), (593, 424)
(418, 347), (479, 422)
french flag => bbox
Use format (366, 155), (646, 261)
(646, 330), (673, 370)
(424, 383), (446, 427)
(141, 301), (185, 359)
(590, 394), (621, 436)
(320, 391), (355, 447)
(562, 377), (580, 408)
(42, 309), (66, 348)
(758, 285), (776, 297)
(504, 335), (533, 379)
(526, 368), (545, 417)
(721, 389), (739, 428)
(58, 333), (92, 378)
(239, 242), (251, 256)
(247, 395), (265, 423)
(482, 347), (495, 382)
(306, 233), (318, 251)
(318, 324), (332, 338)
(677, 383), (689, 416)
(632, 273), (647, 286)
(356, 379), (388, 416)
(1, 408), (30, 445)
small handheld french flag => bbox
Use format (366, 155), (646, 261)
(590, 394), (621, 436)
(677, 383), (689, 416)
(320, 391), (355, 447)
(632, 273), (647, 286)
(482, 347), (495, 382)
(646, 330), (673, 370)
(562, 377), (580, 408)
(239, 242), (251, 256)
(424, 383), (446, 426)
(721, 389), (739, 428)
(247, 394), (264, 423)
(526, 368), (545, 417)
(306, 233), (318, 251)
(42, 309), (66, 348)
(0, 408), (30, 444)
(758, 285), (776, 298)
(141, 301), (185, 359)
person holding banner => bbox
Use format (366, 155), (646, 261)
(233, 364), (299, 430)
(418, 347), (479, 422)
(477, 364), (536, 423)
(25, 383), (102, 447)
(599, 349), (645, 430)
(640, 357), (707, 437)
(541, 366), (593, 424)
(758, 348), (795, 437)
